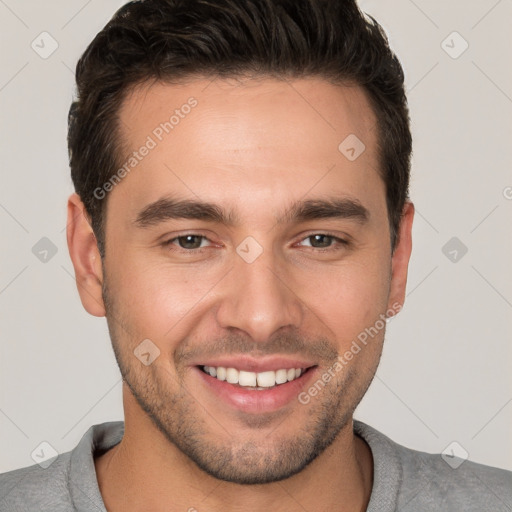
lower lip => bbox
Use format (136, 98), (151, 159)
(193, 366), (318, 414)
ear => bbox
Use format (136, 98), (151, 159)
(387, 201), (414, 316)
(66, 193), (106, 317)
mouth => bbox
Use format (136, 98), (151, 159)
(193, 364), (319, 414)
(198, 364), (313, 390)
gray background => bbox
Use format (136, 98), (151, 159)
(1, 0), (511, 473)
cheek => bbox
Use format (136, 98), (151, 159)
(108, 257), (222, 339)
(303, 257), (390, 346)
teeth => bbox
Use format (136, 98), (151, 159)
(257, 370), (276, 387)
(226, 367), (239, 384)
(275, 369), (288, 384)
(202, 365), (306, 388)
(238, 370), (256, 387)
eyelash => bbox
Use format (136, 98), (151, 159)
(162, 232), (349, 254)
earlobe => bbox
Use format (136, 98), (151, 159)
(66, 193), (106, 317)
(387, 201), (414, 315)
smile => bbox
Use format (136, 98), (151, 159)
(200, 365), (309, 389)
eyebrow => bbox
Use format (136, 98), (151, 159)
(133, 195), (370, 228)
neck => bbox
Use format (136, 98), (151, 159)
(95, 394), (373, 512)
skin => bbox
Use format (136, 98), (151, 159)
(67, 77), (414, 512)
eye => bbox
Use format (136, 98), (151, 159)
(161, 232), (349, 254)
(297, 233), (348, 250)
(164, 234), (212, 250)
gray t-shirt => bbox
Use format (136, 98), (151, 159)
(1, 420), (511, 511)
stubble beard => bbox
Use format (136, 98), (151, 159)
(101, 278), (381, 485)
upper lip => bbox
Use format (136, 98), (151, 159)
(194, 356), (317, 373)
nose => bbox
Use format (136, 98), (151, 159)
(215, 245), (304, 344)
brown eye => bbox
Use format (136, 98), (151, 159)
(297, 233), (349, 251)
(175, 235), (205, 249)
(308, 234), (334, 248)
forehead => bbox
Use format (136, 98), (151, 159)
(119, 76), (377, 148)
(112, 77), (382, 219)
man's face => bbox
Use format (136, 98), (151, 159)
(98, 77), (409, 484)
